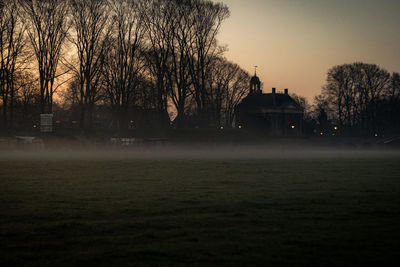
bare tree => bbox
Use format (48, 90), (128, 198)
(103, 0), (145, 128)
(68, 0), (112, 129)
(322, 65), (347, 127)
(222, 65), (249, 126)
(204, 57), (249, 126)
(311, 94), (332, 133)
(290, 91), (308, 111)
(0, 0), (27, 128)
(387, 73), (400, 100)
(185, 0), (229, 126)
(359, 63), (391, 129)
(322, 62), (391, 134)
(142, 0), (176, 126)
(385, 72), (400, 132)
(164, 0), (194, 127)
(14, 70), (40, 127)
(20, 0), (69, 114)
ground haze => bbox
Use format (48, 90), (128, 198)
(1, 152), (399, 266)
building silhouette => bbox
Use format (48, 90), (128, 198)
(235, 73), (304, 135)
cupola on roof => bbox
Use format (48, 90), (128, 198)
(250, 75), (260, 84)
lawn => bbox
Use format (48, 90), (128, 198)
(0, 153), (399, 266)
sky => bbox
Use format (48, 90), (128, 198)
(218, 0), (400, 101)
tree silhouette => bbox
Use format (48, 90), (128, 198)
(0, 0), (27, 128)
(321, 62), (394, 135)
(20, 0), (69, 114)
(68, 0), (111, 129)
(103, 0), (146, 129)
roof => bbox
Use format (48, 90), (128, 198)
(237, 93), (303, 110)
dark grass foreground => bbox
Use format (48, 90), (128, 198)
(1, 157), (400, 266)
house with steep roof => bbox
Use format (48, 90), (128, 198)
(235, 73), (304, 136)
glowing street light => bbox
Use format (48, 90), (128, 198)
(291, 125), (295, 129)
(238, 125), (243, 129)
(334, 126), (338, 131)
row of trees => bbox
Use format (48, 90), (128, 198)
(2, 0), (399, 136)
(0, 0), (250, 131)
(314, 62), (400, 135)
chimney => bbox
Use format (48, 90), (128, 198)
(272, 88), (276, 106)
(284, 88), (288, 95)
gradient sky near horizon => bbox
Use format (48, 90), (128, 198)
(218, 0), (400, 101)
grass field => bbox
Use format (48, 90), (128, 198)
(1, 152), (400, 266)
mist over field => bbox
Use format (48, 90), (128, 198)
(1, 143), (400, 161)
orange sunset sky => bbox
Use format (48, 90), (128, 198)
(218, 0), (400, 101)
